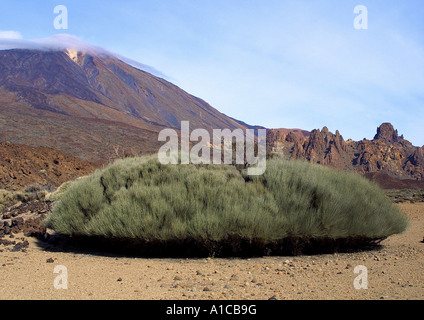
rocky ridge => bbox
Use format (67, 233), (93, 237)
(268, 123), (424, 188)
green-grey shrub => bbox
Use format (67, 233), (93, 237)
(44, 156), (408, 243)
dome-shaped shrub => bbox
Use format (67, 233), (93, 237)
(44, 156), (408, 256)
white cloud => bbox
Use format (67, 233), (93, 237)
(0, 30), (23, 39)
(0, 34), (168, 80)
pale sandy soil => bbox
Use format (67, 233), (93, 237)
(1, 203), (423, 300)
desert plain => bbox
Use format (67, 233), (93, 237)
(0, 203), (422, 300)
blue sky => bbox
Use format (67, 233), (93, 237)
(0, 0), (423, 145)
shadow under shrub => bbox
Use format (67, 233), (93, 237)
(49, 235), (386, 258)
(44, 156), (408, 257)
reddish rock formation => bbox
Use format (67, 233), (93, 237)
(374, 123), (405, 143)
(291, 127), (350, 169)
(268, 123), (424, 188)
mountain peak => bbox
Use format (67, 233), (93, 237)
(0, 34), (167, 78)
(374, 123), (402, 142)
(38, 34), (103, 55)
(64, 48), (80, 63)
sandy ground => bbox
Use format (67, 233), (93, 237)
(0, 203), (423, 300)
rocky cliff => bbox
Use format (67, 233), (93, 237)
(268, 123), (424, 187)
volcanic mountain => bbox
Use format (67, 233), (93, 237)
(0, 46), (248, 163)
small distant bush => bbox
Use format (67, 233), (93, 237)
(24, 183), (43, 194)
(0, 184), (49, 212)
(0, 190), (15, 211)
(385, 189), (424, 203)
(22, 183), (48, 201)
(44, 156), (408, 256)
(45, 179), (78, 203)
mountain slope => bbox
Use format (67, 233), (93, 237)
(0, 142), (97, 191)
(0, 48), (248, 162)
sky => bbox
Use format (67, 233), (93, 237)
(0, 0), (423, 146)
